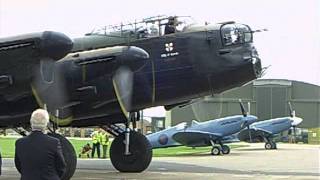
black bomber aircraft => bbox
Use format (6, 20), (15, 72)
(0, 16), (263, 179)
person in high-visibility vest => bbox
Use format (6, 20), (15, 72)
(91, 128), (102, 158)
(100, 131), (110, 159)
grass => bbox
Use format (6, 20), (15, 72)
(0, 136), (247, 158)
(0, 136), (93, 158)
(0, 137), (16, 158)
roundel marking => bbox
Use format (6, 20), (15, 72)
(158, 134), (169, 145)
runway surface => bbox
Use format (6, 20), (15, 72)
(1, 143), (319, 179)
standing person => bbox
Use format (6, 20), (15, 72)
(91, 129), (101, 158)
(14, 109), (66, 180)
(100, 131), (109, 159)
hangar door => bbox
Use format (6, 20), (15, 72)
(256, 86), (288, 120)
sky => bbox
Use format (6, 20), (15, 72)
(0, 0), (319, 117)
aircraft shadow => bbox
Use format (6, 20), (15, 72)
(235, 148), (299, 151)
(147, 161), (319, 177)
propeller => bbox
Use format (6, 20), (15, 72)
(31, 31), (73, 125)
(112, 66), (134, 119)
(288, 102), (297, 143)
(288, 102), (296, 118)
(247, 101), (252, 143)
(32, 58), (71, 125)
(239, 99), (247, 117)
(239, 99), (253, 142)
(112, 46), (150, 120)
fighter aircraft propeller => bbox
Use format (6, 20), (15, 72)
(239, 99), (253, 142)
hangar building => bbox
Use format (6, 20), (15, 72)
(166, 79), (320, 144)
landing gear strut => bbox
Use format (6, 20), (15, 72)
(103, 112), (152, 172)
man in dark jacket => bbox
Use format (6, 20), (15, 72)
(14, 109), (66, 180)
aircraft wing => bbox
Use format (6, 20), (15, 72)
(172, 130), (223, 147)
(238, 127), (273, 142)
(251, 127), (273, 135)
(0, 31), (73, 96)
(0, 31), (73, 63)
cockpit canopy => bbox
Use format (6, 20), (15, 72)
(86, 15), (197, 38)
(221, 23), (253, 46)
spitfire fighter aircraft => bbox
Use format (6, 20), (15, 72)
(238, 102), (303, 149)
(147, 101), (257, 155)
(0, 15), (262, 178)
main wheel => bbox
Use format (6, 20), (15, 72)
(271, 141), (277, 149)
(211, 146), (221, 155)
(48, 133), (77, 180)
(110, 131), (152, 172)
(221, 145), (230, 154)
(265, 142), (272, 150)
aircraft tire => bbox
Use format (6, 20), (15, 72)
(110, 131), (152, 172)
(265, 142), (272, 150)
(271, 142), (277, 149)
(221, 145), (230, 154)
(211, 146), (221, 155)
(48, 133), (77, 180)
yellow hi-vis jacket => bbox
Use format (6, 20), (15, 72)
(91, 131), (100, 144)
(100, 133), (109, 146)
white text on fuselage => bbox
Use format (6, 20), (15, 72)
(161, 52), (179, 58)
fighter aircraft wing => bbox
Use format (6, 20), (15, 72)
(251, 127), (273, 135)
(238, 127), (273, 142)
(172, 130), (223, 147)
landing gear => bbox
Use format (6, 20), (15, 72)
(210, 140), (230, 156)
(265, 142), (272, 149)
(211, 146), (221, 155)
(110, 131), (152, 172)
(103, 112), (152, 172)
(264, 138), (277, 150)
(48, 133), (77, 180)
(221, 145), (230, 154)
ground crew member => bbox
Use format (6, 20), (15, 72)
(91, 129), (101, 158)
(100, 131), (110, 159)
(78, 143), (92, 158)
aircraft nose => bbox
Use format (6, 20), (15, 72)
(290, 117), (303, 126)
(251, 57), (262, 78)
(40, 31), (73, 60)
(242, 46), (262, 78)
(248, 115), (258, 125)
(242, 115), (258, 128)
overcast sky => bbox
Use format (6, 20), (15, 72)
(0, 0), (319, 116)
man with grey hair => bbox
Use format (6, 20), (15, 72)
(14, 109), (66, 180)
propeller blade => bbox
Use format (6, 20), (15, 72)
(247, 101), (251, 115)
(112, 67), (134, 119)
(239, 99), (247, 117)
(288, 102), (294, 117)
(32, 59), (69, 115)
